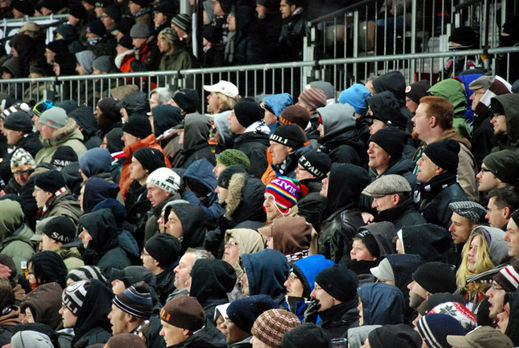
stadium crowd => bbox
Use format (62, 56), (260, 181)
(0, 1), (517, 348)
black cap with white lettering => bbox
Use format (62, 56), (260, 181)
(269, 124), (306, 149)
(298, 151), (331, 180)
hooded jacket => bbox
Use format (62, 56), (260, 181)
(358, 282), (405, 325)
(319, 164), (369, 263)
(374, 197), (426, 231)
(400, 223), (451, 263)
(297, 179), (327, 233)
(372, 71), (413, 122)
(505, 291), (519, 346)
(164, 202), (207, 253)
(318, 104), (366, 166)
(41, 188), (82, 226)
(78, 208), (132, 273)
(0, 307), (20, 346)
(204, 173), (266, 257)
(242, 249), (289, 305)
(180, 114), (215, 169)
(189, 259), (236, 322)
(233, 123), (270, 178)
(71, 279), (113, 348)
(182, 158), (223, 223)
(68, 107), (102, 149)
(82, 177), (119, 213)
(491, 94), (519, 152)
(119, 133), (171, 200)
(270, 144), (313, 179)
(35, 118), (87, 164)
(357, 222), (397, 257)
(0, 199), (35, 276)
(20, 282), (62, 330)
(270, 216), (315, 259)
(428, 79), (470, 137)
(263, 93), (293, 132)
(78, 148), (112, 178)
(415, 172), (468, 228)
(223, 228), (265, 281)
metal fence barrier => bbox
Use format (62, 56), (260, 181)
(2, 47), (518, 113)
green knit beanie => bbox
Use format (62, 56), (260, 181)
(216, 149), (250, 171)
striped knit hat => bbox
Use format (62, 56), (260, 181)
(251, 308), (300, 348)
(66, 266), (107, 284)
(297, 88), (327, 114)
(264, 177), (302, 215)
(113, 281), (153, 319)
(493, 264), (519, 292)
(416, 313), (465, 348)
(62, 280), (90, 315)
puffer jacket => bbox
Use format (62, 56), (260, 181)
(35, 118), (87, 164)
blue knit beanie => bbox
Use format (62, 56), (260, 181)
(338, 83), (371, 115)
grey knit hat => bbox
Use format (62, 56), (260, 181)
(92, 55), (113, 73)
(448, 201), (487, 223)
(130, 22), (151, 38)
(38, 107), (68, 129)
(159, 27), (178, 44)
(362, 174), (411, 197)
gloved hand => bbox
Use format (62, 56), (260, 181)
(303, 298), (320, 323)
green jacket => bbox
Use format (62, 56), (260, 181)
(56, 247), (84, 271)
(35, 118), (87, 164)
(0, 199), (35, 275)
(428, 78), (470, 138)
(159, 47), (194, 72)
(42, 191), (82, 227)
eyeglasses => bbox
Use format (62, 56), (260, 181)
(490, 282), (504, 291)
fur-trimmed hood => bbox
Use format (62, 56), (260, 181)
(41, 118), (84, 147)
(225, 173), (266, 223)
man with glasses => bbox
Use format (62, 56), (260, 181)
(477, 149), (519, 194)
(486, 263), (519, 320)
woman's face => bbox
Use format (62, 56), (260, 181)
(467, 235), (481, 272)
(223, 237), (240, 266)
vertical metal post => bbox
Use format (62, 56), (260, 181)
(353, 10), (359, 82)
(410, 0), (416, 81)
(179, 0), (191, 14)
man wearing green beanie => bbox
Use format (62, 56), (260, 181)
(214, 149), (250, 178)
(477, 149), (519, 193)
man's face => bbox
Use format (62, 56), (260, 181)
(39, 124), (56, 139)
(154, 11), (167, 27)
(505, 218), (519, 259)
(165, 210), (183, 238)
(32, 186), (52, 208)
(295, 165), (315, 182)
(279, 0), (293, 19)
(141, 248), (159, 273)
(371, 194), (398, 212)
(228, 110), (245, 134)
(469, 88), (485, 112)
(225, 319), (247, 345)
(149, 92), (160, 110)
(491, 114), (507, 135)
(406, 97), (419, 114)
(486, 196), (508, 229)
(416, 153), (440, 183)
(486, 280), (506, 319)
(146, 184), (170, 207)
(128, 0), (141, 14)
(174, 252), (196, 290)
(283, 272), (304, 297)
(130, 157), (148, 182)
(121, 131), (139, 147)
(350, 238), (376, 261)
(212, 162), (226, 178)
(367, 142), (391, 173)
(157, 35), (171, 53)
(59, 304), (78, 328)
(40, 233), (59, 251)
(269, 141), (291, 165)
(316, 123), (324, 139)
(411, 103), (431, 140)
(44, 49), (56, 64)
(256, 4), (267, 19)
(310, 282), (338, 312)
(264, 194), (281, 222)
(368, 119), (386, 135)
(13, 170), (31, 187)
(132, 37), (147, 50)
(320, 176), (329, 197)
(215, 186), (228, 205)
(160, 320), (187, 347)
(108, 304), (130, 335)
(407, 280), (428, 309)
(476, 164), (502, 192)
(3, 128), (23, 146)
(206, 93), (220, 114)
(448, 212), (474, 244)
(101, 14), (116, 30)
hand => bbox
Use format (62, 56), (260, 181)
(361, 212), (374, 225)
(303, 298), (320, 323)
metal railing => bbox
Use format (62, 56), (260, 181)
(2, 46), (518, 113)
(305, 0), (507, 63)
(0, 14), (67, 48)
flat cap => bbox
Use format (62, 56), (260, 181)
(448, 201), (487, 223)
(362, 174), (411, 197)
(468, 75), (494, 91)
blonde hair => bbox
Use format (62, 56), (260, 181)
(456, 228), (494, 295)
(214, 92), (240, 110)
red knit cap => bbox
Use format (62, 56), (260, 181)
(297, 88), (327, 113)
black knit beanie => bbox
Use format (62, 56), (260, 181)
(122, 116), (152, 139)
(314, 263), (358, 302)
(30, 251), (68, 288)
(369, 127), (406, 161)
(172, 89), (199, 114)
(423, 139), (460, 173)
(133, 147), (165, 173)
(405, 80), (431, 104)
(34, 170), (66, 193)
(51, 146), (78, 170)
(412, 262), (457, 294)
(144, 234), (181, 268)
(3, 111), (33, 132)
(270, 124), (306, 149)
(297, 151), (331, 180)
(233, 100), (264, 128)
(217, 165), (247, 189)
(282, 323), (331, 348)
(368, 324), (422, 348)
(226, 294), (278, 333)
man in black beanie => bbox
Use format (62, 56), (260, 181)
(262, 124), (310, 182)
(308, 263), (359, 340)
(366, 324), (422, 348)
(415, 138), (467, 228)
(142, 233), (181, 304)
(33, 170), (82, 225)
(3, 111), (42, 159)
(368, 127), (413, 180)
(229, 99), (270, 178)
(407, 261), (457, 310)
(295, 151), (331, 232)
(282, 323), (331, 348)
